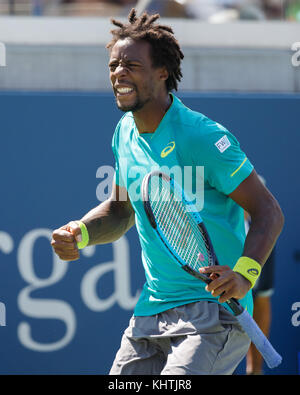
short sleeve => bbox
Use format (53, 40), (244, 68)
(192, 119), (254, 195)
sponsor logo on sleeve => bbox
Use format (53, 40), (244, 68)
(215, 135), (231, 153)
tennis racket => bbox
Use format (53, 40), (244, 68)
(142, 170), (282, 369)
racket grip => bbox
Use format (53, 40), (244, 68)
(236, 309), (282, 369)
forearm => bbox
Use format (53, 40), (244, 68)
(203, 170), (284, 302)
(80, 198), (135, 245)
(202, 200), (284, 303)
(243, 198), (284, 266)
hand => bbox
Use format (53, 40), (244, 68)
(51, 221), (82, 261)
(199, 265), (251, 303)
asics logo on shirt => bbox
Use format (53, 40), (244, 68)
(161, 141), (175, 158)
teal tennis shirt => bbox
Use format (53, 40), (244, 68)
(112, 94), (254, 316)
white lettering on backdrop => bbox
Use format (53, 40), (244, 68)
(14, 228), (139, 352)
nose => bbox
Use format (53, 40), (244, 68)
(113, 63), (128, 79)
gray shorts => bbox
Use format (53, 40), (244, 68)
(109, 301), (250, 375)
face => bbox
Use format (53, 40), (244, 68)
(109, 38), (167, 113)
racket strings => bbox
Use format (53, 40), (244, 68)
(149, 176), (213, 270)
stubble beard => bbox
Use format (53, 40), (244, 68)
(116, 98), (145, 113)
(115, 84), (154, 113)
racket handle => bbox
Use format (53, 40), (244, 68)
(236, 309), (282, 369)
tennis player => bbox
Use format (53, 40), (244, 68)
(51, 9), (284, 375)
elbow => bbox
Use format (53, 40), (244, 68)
(254, 194), (284, 236)
(277, 203), (285, 233)
(270, 197), (285, 235)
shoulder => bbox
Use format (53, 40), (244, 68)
(171, 95), (207, 132)
(171, 96), (238, 157)
(112, 112), (135, 148)
(118, 112), (135, 130)
(114, 112), (134, 135)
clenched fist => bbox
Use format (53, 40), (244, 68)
(51, 221), (82, 261)
(199, 265), (252, 303)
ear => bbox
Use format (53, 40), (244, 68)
(158, 66), (169, 82)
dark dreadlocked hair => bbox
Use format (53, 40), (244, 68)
(106, 8), (184, 92)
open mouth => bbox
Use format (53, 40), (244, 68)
(115, 86), (135, 97)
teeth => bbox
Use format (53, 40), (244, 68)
(117, 87), (133, 94)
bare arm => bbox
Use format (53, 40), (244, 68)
(201, 170), (284, 302)
(80, 182), (135, 245)
(229, 169), (284, 266)
(51, 182), (135, 261)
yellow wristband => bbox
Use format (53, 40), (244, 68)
(75, 221), (89, 250)
(233, 256), (261, 288)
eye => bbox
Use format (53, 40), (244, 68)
(109, 63), (117, 71)
(128, 63), (140, 69)
(109, 61), (141, 72)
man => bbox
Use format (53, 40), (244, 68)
(51, 9), (284, 375)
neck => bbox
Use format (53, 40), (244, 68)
(133, 94), (172, 133)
